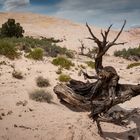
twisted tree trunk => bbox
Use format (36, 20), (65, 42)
(53, 20), (140, 136)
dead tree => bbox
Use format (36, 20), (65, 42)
(53, 20), (140, 136)
(78, 39), (86, 55)
(86, 20), (126, 73)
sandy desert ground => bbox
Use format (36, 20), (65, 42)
(0, 12), (140, 140)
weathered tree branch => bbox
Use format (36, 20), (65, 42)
(53, 20), (140, 136)
(86, 20), (126, 73)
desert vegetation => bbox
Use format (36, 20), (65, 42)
(85, 61), (95, 69)
(27, 48), (43, 60)
(58, 74), (71, 82)
(52, 56), (74, 70)
(114, 45), (140, 61)
(0, 18), (24, 38)
(0, 19), (74, 60)
(0, 39), (20, 59)
(36, 76), (50, 87)
(0, 14), (140, 140)
(127, 62), (140, 69)
(29, 89), (53, 103)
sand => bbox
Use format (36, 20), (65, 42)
(0, 12), (140, 140)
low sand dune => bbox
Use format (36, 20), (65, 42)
(0, 12), (140, 140)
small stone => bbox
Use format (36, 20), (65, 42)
(1, 113), (5, 116)
(29, 108), (33, 112)
(7, 111), (13, 115)
(14, 124), (17, 128)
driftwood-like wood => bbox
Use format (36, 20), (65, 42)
(53, 20), (140, 136)
(54, 82), (140, 135)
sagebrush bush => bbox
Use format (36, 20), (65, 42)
(0, 18), (24, 38)
(85, 61), (95, 69)
(52, 56), (74, 69)
(114, 46), (140, 60)
(36, 76), (50, 87)
(29, 89), (53, 103)
(12, 70), (23, 79)
(0, 37), (74, 58)
(27, 48), (43, 60)
(43, 44), (74, 58)
(58, 74), (71, 82)
(0, 40), (19, 59)
(127, 62), (140, 69)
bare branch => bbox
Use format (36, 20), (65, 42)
(105, 24), (113, 36)
(109, 20), (126, 46)
(86, 23), (102, 47)
(113, 42), (127, 46)
(102, 20), (126, 54)
(86, 37), (95, 40)
(86, 20), (126, 72)
(101, 30), (105, 39)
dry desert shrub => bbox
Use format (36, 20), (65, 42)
(36, 76), (50, 87)
(58, 74), (71, 82)
(29, 89), (53, 103)
(52, 56), (74, 70)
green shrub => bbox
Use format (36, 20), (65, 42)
(0, 40), (19, 59)
(41, 37), (62, 43)
(27, 48), (43, 60)
(52, 56), (74, 69)
(0, 18), (24, 38)
(58, 74), (71, 82)
(36, 76), (50, 87)
(127, 62), (140, 69)
(43, 44), (74, 58)
(85, 61), (95, 69)
(114, 46), (140, 60)
(29, 89), (53, 103)
(12, 70), (23, 79)
(0, 37), (74, 58)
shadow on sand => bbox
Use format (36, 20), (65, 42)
(103, 105), (140, 140)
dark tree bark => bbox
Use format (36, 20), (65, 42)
(86, 20), (126, 73)
(53, 20), (140, 136)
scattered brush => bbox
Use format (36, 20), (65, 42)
(29, 89), (53, 103)
(0, 40), (20, 59)
(114, 46), (140, 61)
(27, 48), (43, 60)
(52, 56), (74, 70)
(0, 37), (74, 58)
(127, 62), (140, 69)
(85, 61), (95, 69)
(58, 74), (71, 82)
(12, 70), (23, 79)
(36, 76), (50, 87)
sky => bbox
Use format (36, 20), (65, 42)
(0, 0), (140, 29)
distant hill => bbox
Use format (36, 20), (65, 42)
(0, 12), (140, 54)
